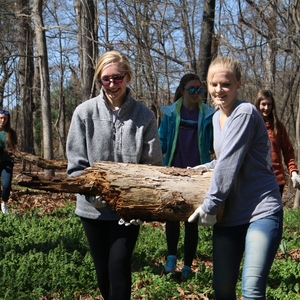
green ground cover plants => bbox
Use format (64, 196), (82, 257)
(0, 199), (299, 299)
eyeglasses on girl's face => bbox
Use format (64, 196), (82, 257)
(100, 74), (126, 86)
(184, 87), (203, 95)
(0, 110), (9, 115)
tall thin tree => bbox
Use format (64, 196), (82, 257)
(198, 0), (216, 103)
(15, 0), (35, 156)
(74, 0), (98, 101)
(33, 0), (53, 175)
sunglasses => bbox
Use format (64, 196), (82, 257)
(184, 87), (203, 95)
(100, 74), (126, 86)
(0, 110), (9, 115)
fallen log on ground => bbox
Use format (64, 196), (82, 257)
(17, 160), (223, 222)
(5, 148), (67, 170)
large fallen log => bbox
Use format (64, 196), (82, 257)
(17, 160), (222, 222)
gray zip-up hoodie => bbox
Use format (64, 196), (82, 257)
(66, 88), (163, 220)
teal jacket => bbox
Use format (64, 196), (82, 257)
(158, 97), (215, 166)
(0, 130), (17, 162)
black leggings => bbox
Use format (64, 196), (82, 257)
(166, 221), (198, 267)
(81, 217), (140, 300)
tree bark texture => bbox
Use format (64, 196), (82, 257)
(74, 0), (98, 100)
(198, 0), (216, 102)
(33, 0), (54, 177)
(16, 0), (35, 154)
(16, 160), (221, 222)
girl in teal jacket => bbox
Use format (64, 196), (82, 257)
(158, 73), (214, 280)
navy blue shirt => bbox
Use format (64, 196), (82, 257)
(172, 105), (200, 168)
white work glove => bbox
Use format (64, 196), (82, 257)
(187, 164), (209, 172)
(118, 218), (144, 226)
(188, 206), (216, 226)
(291, 171), (300, 188)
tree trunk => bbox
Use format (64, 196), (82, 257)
(33, 0), (54, 177)
(198, 0), (216, 103)
(16, 160), (221, 222)
(0, 62), (12, 108)
(15, 0), (35, 155)
(74, 0), (98, 101)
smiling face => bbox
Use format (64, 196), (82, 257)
(208, 66), (241, 114)
(0, 114), (8, 131)
(258, 98), (272, 120)
(100, 62), (128, 108)
(181, 79), (202, 109)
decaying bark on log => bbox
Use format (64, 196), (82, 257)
(17, 160), (223, 222)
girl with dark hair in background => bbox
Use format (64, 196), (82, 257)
(158, 73), (215, 280)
